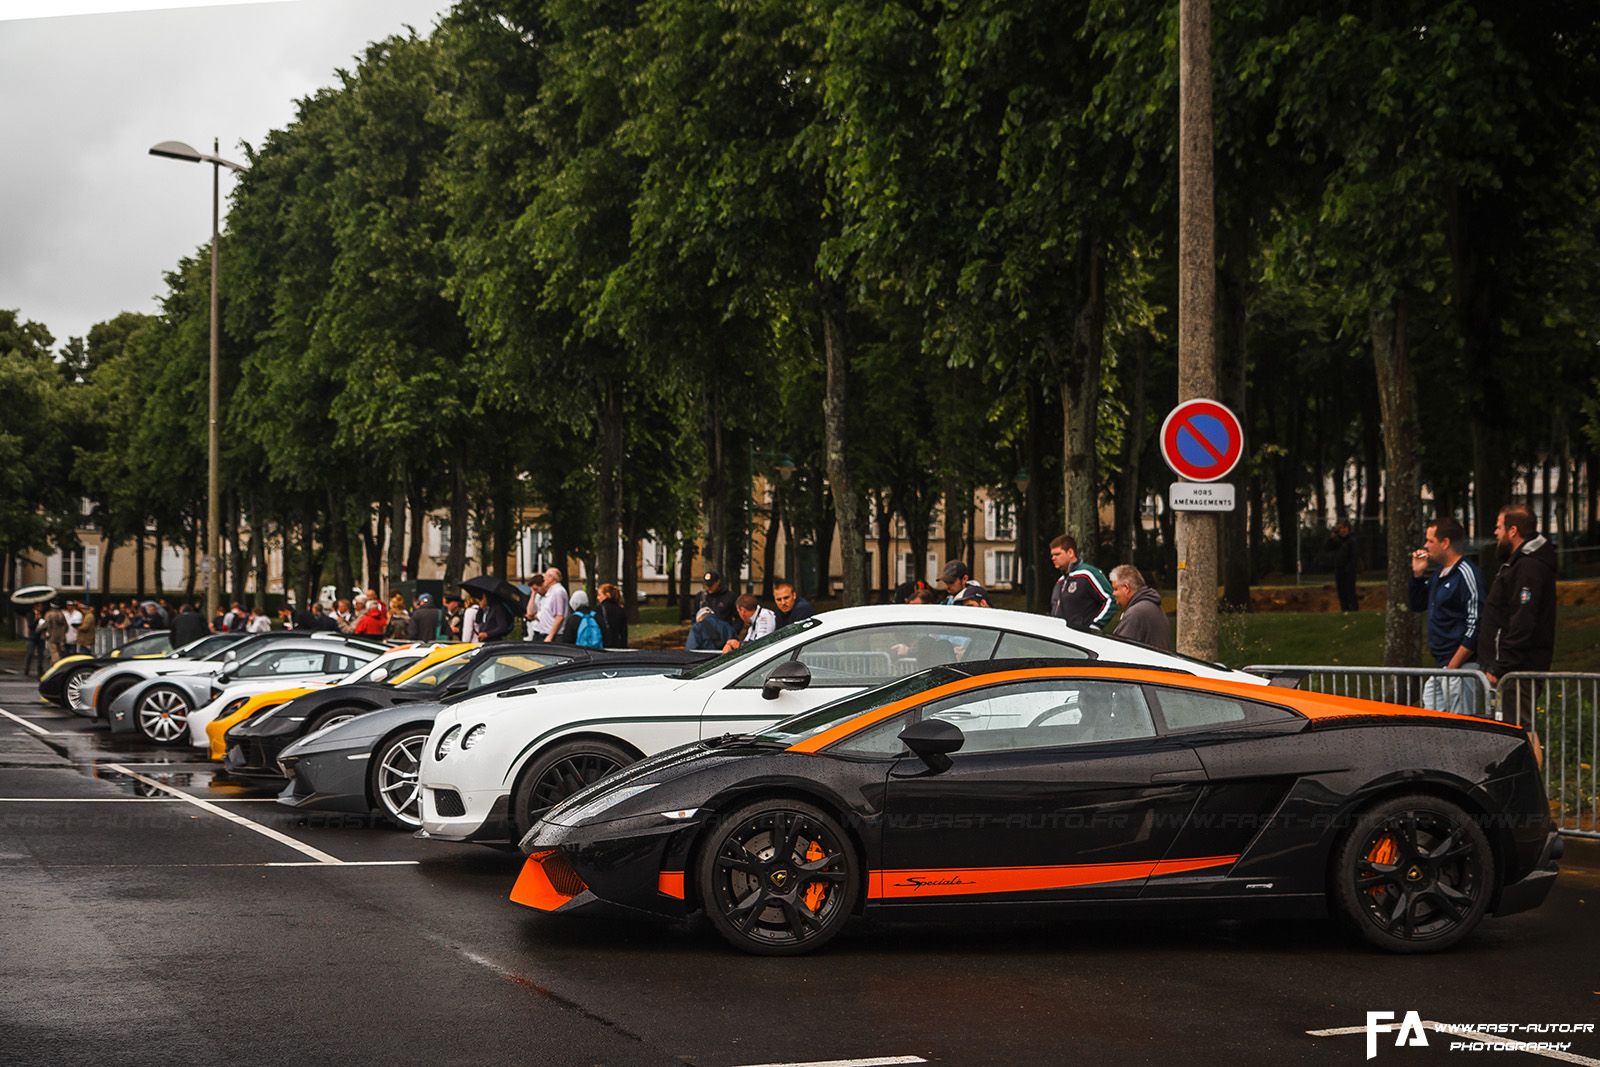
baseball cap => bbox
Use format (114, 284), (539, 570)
(952, 583), (989, 606)
(703, 571), (721, 584)
(940, 561), (970, 582)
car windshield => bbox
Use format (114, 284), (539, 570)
(673, 618), (822, 681)
(395, 653), (475, 690)
(344, 652), (424, 685)
(753, 666), (966, 747)
(165, 634), (235, 660)
(120, 632), (174, 657)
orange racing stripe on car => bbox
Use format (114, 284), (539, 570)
(787, 668), (1081, 754)
(868, 855), (1238, 899)
(657, 871), (685, 899)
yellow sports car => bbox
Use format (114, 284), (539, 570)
(199, 643), (470, 759)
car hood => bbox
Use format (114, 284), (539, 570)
(435, 672), (693, 731)
(283, 701), (448, 757)
(539, 736), (775, 828)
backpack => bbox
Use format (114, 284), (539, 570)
(574, 610), (603, 649)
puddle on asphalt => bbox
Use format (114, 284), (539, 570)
(30, 733), (279, 799)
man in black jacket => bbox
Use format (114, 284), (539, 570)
(1481, 505), (1557, 723)
(693, 571), (738, 627)
(169, 604), (210, 648)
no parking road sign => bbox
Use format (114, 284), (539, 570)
(1160, 399), (1243, 483)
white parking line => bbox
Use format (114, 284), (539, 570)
(104, 763), (342, 865)
(731, 1059), (927, 1067)
(0, 706), (50, 735)
(1309, 1023), (1600, 1066)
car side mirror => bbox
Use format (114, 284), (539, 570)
(761, 659), (812, 701)
(369, 667), (388, 683)
(899, 719), (964, 774)
(443, 680), (468, 696)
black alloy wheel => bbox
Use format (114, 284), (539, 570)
(510, 739), (633, 839)
(134, 685), (193, 746)
(697, 799), (858, 956)
(368, 726), (430, 830)
(1332, 793), (1495, 953)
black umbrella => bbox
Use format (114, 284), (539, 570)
(461, 575), (528, 616)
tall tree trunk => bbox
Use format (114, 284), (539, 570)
(702, 388), (727, 582)
(446, 464), (468, 590)
(677, 526), (697, 622)
(327, 489), (353, 603)
(941, 471), (963, 567)
(1445, 183), (1513, 569)
(1023, 386), (1044, 610)
(360, 501), (386, 594)
(301, 497), (318, 608)
(621, 509), (641, 626)
(135, 530), (146, 598)
(406, 481), (425, 584)
(250, 508), (269, 611)
(815, 485), (837, 603)
(596, 375), (623, 587)
(184, 524), (198, 603)
(1112, 332), (1147, 577)
(387, 475), (406, 592)
(1372, 301), (1422, 668)
(153, 530), (164, 598)
(1050, 237), (1106, 565)
(875, 490), (892, 598)
(819, 291), (867, 607)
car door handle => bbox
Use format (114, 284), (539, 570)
(1149, 769), (1207, 784)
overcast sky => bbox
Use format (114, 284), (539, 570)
(0, 0), (454, 348)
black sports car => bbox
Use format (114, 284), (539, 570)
(276, 649), (709, 828)
(514, 660), (1561, 956)
(36, 629), (172, 708)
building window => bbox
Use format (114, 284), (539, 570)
(986, 549), (1016, 587)
(60, 547), (85, 588)
(984, 500), (1016, 542)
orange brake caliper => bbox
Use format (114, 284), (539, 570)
(1365, 834), (1398, 896)
(803, 840), (827, 911)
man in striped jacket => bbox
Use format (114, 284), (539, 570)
(1407, 515), (1483, 715)
(1048, 535), (1115, 632)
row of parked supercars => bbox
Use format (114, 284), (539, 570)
(40, 605), (1564, 956)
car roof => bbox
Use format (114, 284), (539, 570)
(787, 662), (1523, 754)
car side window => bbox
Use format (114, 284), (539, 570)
(1147, 687), (1300, 733)
(742, 625), (1002, 688)
(324, 653), (365, 674)
(918, 679), (1157, 754)
(473, 653), (569, 688)
(236, 650), (324, 678)
(992, 632), (1092, 661)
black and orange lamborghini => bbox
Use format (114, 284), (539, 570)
(513, 659), (1561, 955)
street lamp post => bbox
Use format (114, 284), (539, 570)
(149, 139), (246, 621)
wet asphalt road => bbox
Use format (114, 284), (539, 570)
(1, 675), (1597, 1067)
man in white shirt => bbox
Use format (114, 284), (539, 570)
(534, 567), (569, 644)
(64, 601), (83, 654)
(721, 593), (777, 653)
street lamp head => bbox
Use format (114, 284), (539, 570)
(776, 454), (797, 480)
(1014, 466), (1032, 494)
(149, 140), (204, 163)
(149, 140), (248, 172)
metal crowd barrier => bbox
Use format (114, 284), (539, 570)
(1244, 664), (1495, 720)
(1499, 673), (1599, 839)
(93, 628), (129, 656)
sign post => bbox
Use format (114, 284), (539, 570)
(1161, 399), (1243, 657)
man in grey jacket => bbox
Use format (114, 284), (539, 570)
(1108, 565), (1170, 651)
